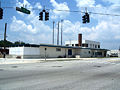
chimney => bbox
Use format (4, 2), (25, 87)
(78, 34), (82, 46)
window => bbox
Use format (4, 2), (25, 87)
(75, 44), (79, 46)
(88, 51), (91, 54)
(86, 44), (88, 47)
(95, 45), (97, 48)
(56, 48), (61, 52)
(66, 44), (69, 46)
(82, 44), (88, 47)
(98, 45), (100, 48)
(72, 44), (74, 46)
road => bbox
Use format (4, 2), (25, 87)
(0, 58), (120, 90)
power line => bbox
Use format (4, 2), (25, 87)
(1, 6), (120, 16)
(54, 9), (120, 16)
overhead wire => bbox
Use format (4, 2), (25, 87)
(1, 6), (120, 16)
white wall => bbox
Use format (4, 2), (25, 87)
(9, 46), (106, 58)
(24, 47), (40, 55)
(9, 47), (24, 55)
(65, 40), (78, 46)
(39, 46), (66, 58)
(83, 40), (100, 49)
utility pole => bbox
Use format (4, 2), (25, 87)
(57, 21), (60, 45)
(61, 20), (63, 45)
(3, 23), (7, 58)
(53, 21), (55, 45)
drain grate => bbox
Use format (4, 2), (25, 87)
(52, 66), (62, 67)
(0, 69), (4, 71)
(11, 66), (18, 68)
(94, 65), (101, 68)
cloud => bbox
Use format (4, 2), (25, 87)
(50, 0), (70, 19)
(10, 16), (27, 32)
(75, 0), (95, 7)
(9, 0), (52, 44)
(34, 3), (42, 9)
(61, 19), (120, 49)
(102, 0), (120, 4)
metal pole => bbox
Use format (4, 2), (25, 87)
(61, 20), (63, 45)
(3, 23), (7, 58)
(53, 21), (55, 45)
(57, 21), (60, 45)
(45, 48), (47, 61)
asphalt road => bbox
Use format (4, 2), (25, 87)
(0, 58), (120, 90)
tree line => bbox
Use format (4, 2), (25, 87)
(0, 40), (26, 47)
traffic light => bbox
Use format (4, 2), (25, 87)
(82, 13), (90, 24)
(39, 12), (43, 21)
(85, 13), (90, 23)
(82, 15), (86, 23)
(0, 8), (3, 19)
(45, 12), (49, 21)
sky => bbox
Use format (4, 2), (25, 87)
(0, 0), (120, 50)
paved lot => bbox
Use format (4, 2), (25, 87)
(0, 58), (120, 90)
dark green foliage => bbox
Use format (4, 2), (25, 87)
(0, 40), (26, 47)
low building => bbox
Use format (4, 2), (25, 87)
(8, 34), (108, 59)
(8, 44), (108, 59)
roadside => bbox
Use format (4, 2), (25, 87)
(0, 58), (97, 64)
(0, 57), (120, 64)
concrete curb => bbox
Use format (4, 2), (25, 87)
(0, 58), (98, 64)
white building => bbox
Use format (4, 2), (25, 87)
(8, 34), (108, 59)
(8, 44), (108, 59)
(65, 34), (100, 49)
(65, 40), (100, 49)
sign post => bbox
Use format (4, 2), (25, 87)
(45, 48), (47, 61)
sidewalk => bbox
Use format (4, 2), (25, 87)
(0, 58), (97, 64)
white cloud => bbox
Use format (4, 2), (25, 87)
(9, 0), (52, 44)
(61, 19), (120, 49)
(75, 0), (95, 7)
(10, 16), (27, 32)
(102, 0), (120, 4)
(50, 0), (70, 19)
(34, 3), (42, 9)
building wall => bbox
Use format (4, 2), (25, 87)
(9, 46), (107, 59)
(9, 47), (24, 55)
(39, 46), (76, 58)
(82, 40), (100, 49)
(9, 47), (41, 59)
(118, 51), (120, 57)
(65, 40), (78, 46)
(24, 47), (40, 55)
(75, 49), (106, 58)
(75, 49), (91, 58)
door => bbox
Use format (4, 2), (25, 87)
(68, 49), (72, 55)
